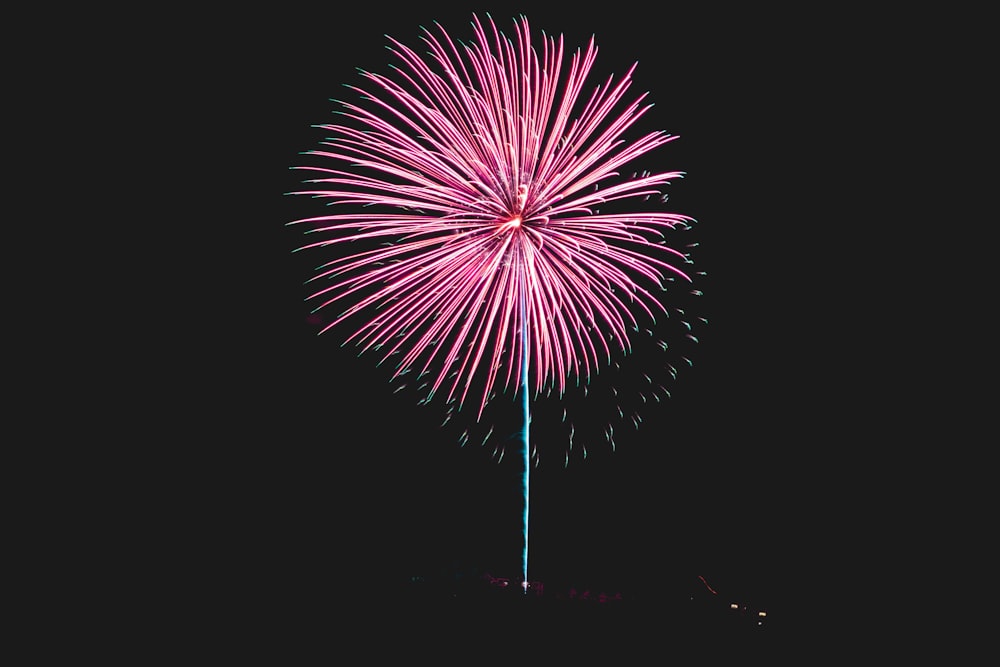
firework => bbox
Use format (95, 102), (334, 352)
(289, 13), (699, 589)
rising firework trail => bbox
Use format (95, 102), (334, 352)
(288, 13), (699, 592)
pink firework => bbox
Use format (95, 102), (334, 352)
(290, 14), (696, 427)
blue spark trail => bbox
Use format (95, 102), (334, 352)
(518, 273), (530, 593)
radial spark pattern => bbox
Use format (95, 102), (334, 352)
(290, 14), (697, 429)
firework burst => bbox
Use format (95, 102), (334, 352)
(288, 13), (702, 586)
(290, 13), (698, 431)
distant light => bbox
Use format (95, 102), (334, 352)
(730, 603), (739, 609)
(758, 611), (767, 617)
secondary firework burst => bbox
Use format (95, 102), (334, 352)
(288, 12), (703, 586)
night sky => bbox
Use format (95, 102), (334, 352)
(166, 2), (899, 651)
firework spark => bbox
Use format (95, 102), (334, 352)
(290, 14), (694, 419)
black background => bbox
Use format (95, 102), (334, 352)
(101, 2), (937, 656)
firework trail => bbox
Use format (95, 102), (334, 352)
(289, 13), (700, 590)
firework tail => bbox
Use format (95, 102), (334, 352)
(518, 272), (530, 592)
